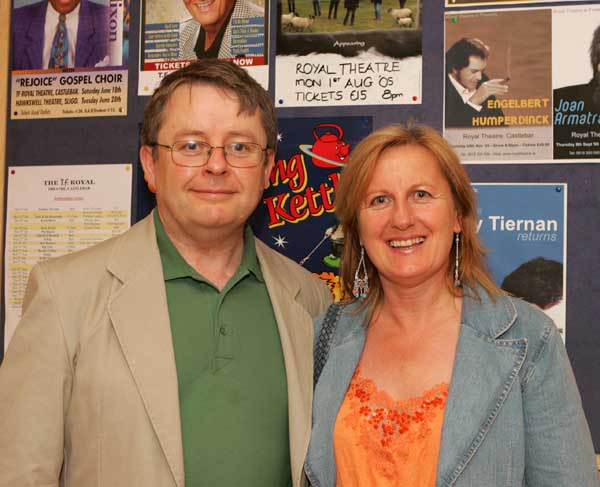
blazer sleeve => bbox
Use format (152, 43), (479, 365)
(521, 324), (599, 486)
(0, 263), (72, 486)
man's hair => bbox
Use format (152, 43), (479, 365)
(590, 25), (600, 104)
(141, 59), (277, 153)
(446, 37), (489, 74)
(335, 124), (499, 314)
(501, 257), (563, 309)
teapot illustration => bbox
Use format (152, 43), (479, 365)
(310, 123), (350, 168)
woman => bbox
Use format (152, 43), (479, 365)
(305, 125), (599, 486)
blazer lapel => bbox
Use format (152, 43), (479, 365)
(256, 243), (313, 487)
(436, 294), (527, 487)
(106, 215), (184, 487)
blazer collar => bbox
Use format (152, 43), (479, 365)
(437, 288), (527, 486)
(106, 214), (185, 487)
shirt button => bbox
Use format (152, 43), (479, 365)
(219, 325), (229, 336)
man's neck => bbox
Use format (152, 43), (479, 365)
(203, 1), (236, 47)
(157, 211), (246, 291)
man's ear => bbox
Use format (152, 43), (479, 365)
(262, 149), (275, 190)
(139, 145), (157, 194)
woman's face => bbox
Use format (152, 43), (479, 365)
(357, 144), (461, 290)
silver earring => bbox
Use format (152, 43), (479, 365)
(454, 233), (461, 287)
(353, 245), (369, 299)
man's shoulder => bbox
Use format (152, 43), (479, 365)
(13, 1), (46, 24)
(554, 81), (594, 103)
(255, 238), (332, 312)
(39, 215), (154, 280)
(235, 0), (264, 17)
(255, 238), (316, 282)
(14, 0), (46, 14)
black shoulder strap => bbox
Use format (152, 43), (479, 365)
(314, 302), (345, 389)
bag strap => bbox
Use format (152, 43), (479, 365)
(314, 302), (345, 389)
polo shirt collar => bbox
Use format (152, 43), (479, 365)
(153, 210), (264, 283)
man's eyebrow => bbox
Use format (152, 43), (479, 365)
(172, 129), (207, 139)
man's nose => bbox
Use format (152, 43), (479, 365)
(204, 146), (228, 174)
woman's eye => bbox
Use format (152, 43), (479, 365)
(414, 190), (430, 199)
(370, 195), (390, 206)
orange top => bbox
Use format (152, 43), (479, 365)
(334, 367), (448, 487)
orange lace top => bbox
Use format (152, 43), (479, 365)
(333, 367), (448, 487)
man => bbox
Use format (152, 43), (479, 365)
(0, 60), (331, 487)
(12, 0), (109, 70)
(553, 25), (600, 158)
(179, 0), (264, 59)
(445, 37), (508, 128)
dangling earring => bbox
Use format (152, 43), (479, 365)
(353, 245), (369, 299)
(453, 232), (461, 287)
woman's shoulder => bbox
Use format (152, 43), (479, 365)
(314, 300), (366, 340)
(463, 286), (561, 357)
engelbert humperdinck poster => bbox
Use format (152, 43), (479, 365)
(139, 0), (268, 95)
(275, 0), (421, 107)
(11, 0), (129, 119)
(444, 8), (553, 163)
(475, 183), (567, 338)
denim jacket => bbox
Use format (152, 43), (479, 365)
(305, 288), (599, 486)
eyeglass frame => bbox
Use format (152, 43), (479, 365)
(148, 140), (271, 168)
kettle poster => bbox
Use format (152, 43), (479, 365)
(251, 116), (372, 300)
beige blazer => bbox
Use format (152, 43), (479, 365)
(0, 214), (331, 487)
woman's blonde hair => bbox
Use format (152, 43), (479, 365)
(336, 124), (499, 313)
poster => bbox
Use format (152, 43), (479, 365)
(275, 0), (421, 107)
(250, 116), (372, 300)
(444, 8), (553, 162)
(553, 4), (600, 160)
(11, 0), (129, 119)
(138, 0), (268, 95)
(475, 183), (567, 338)
(3, 164), (132, 349)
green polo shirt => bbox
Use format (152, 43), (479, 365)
(154, 212), (291, 487)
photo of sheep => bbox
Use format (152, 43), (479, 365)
(275, 0), (422, 106)
(280, 0), (419, 32)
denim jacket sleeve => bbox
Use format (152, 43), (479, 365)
(521, 322), (599, 486)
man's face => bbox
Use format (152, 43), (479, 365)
(452, 55), (487, 91)
(49, 0), (80, 14)
(183, 0), (235, 30)
(140, 83), (274, 241)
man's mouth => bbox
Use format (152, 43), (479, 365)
(192, 0), (215, 11)
(388, 237), (425, 248)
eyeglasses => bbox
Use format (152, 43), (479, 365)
(150, 140), (268, 168)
